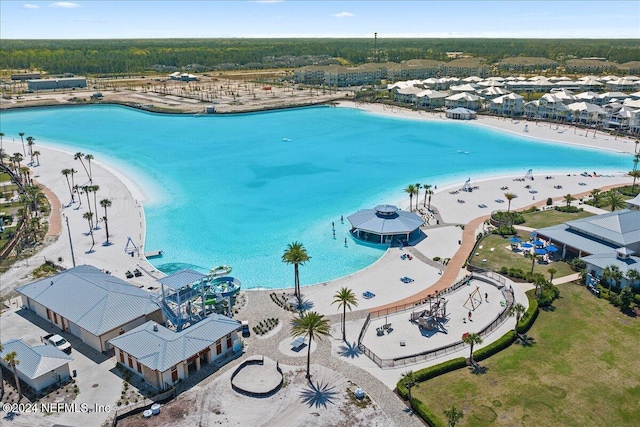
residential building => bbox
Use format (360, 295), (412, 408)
(445, 92), (483, 110)
(488, 93), (525, 116)
(442, 58), (489, 78)
(416, 89), (448, 108)
(27, 77), (87, 91)
(498, 57), (557, 73)
(566, 59), (619, 74)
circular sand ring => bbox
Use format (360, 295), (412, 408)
(231, 356), (283, 397)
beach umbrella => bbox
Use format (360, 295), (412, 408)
(530, 231), (537, 237)
(546, 245), (559, 253)
(534, 248), (548, 255)
(509, 237), (522, 243)
(521, 242), (533, 248)
(532, 240), (545, 246)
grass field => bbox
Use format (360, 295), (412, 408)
(521, 209), (594, 229)
(411, 283), (640, 427)
(471, 232), (576, 279)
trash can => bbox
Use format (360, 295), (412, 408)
(72, 369), (77, 378)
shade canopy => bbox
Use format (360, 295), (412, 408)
(347, 208), (423, 235)
(546, 245), (559, 252)
(509, 237), (522, 243)
(534, 248), (548, 255)
(521, 242), (533, 248)
(532, 240), (545, 246)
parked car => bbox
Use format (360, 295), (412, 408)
(44, 333), (72, 354)
(241, 321), (250, 337)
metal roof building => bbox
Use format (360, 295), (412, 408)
(109, 314), (241, 391)
(348, 204), (424, 245)
(16, 265), (163, 352)
(0, 339), (73, 391)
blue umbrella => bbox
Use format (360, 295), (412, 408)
(534, 248), (548, 255)
(530, 231), (537, 237)
(532, 240), (545, 246)
(521, 242), (533, 248)
(509, 237), (522, 243)
(546, 245), (559, 253)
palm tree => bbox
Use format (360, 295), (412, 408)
(83, 211), (95, 247)
(414, 183), (421, 210)
(91, 185), (100, 226)
(547, 267), (557, 282)
(626, 269), (640, 288)
(563, 194), (576, 207)
(84, 153), (94, 182)
(404, 184), (417, 211)
(0, 132), (4, 154)
(26, 136), (35, 165)
(12, 152), (23, 171)
(508, 302), (526, 335)
(291, 311), (330, 379)
(462, 333), (483, 365)
(629, 170), (640, 192)
(0, 148), (6, 166)
(332, 287), (358, 341)
(504, 192), (516, 212)
(604, 190), (625, 212)
(74, 152), (90, 181)
(635, 139), (639, 154)
(422, 184), (432, 207)
(400, 370), (417, 409)
(589, 188), (602, 206)
(61, 169), (75, 202)
(73, 184), (82, 207)
(18, 132), (25, 156)
(100, 198), (112, 243)
(633, 153), (640, 172)
(282, 242), (311, 304)
(32, 150), (41, 166)
(529, 252), (540, 275)
(2, 351), (21, 401)
(444, 406), (464, 427)
(82, 185), (93, 217)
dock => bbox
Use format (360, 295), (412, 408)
(144, 250), (163, 258)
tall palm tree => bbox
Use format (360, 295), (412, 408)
(0, 342), (4, 399)
(100, 198), (112, 243)
(282, 242), (311, 303)
(589, 188), (602, 206)
(626, 269), (640, 288)
(628, 170), (640, 192)
(26, 136), (35, 165)
(74, 152), (90, 181)
(12, 152), (23, 171)
(422, 184), (432, 207)
(82, 185), (93, 217)
(0, 148), (6, 166)
(635, 139), (639, 154)
(18, 132), (25, 156)
(563, 194), (576, 207)
(547, 267), (557, 282)
(61, 169), (75, 202)
(414, 183), (421, 210)
(404, 184), (417, 212)
(32, 150), (41, 166)
(400, 370), (417, 409)
(508, 302), (526, 335)
(602, 265), (622, 292)
(2, 351), (21, 401)
(83, 211), (95, 247)
(504, 192), (516, 212)
(462, 333), (483, 365)
(291, 311), (330, 379)
(73, 184), (82, 208)
(604, 190), (625, 212)
(633, 153), (640, 172)
(84, 153), (94, 182)
(0, 132), (4, 153)
(91, 185), (100, 226)
(332, 287), (358, 341)
(444, 406), (464, 427)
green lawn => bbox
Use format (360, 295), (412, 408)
(471, 232), (575, 279)
(522, 209), (594, 229)
(411, 284), (640, 427)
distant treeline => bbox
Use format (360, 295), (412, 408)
(1, 38), (639, 75)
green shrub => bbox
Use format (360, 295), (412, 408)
(570, 258), (586, 271)
(433, 256), (441, 262)
(633, 294), (640, 305)
(474, 331), (516, 362)
(555, 206), (582, 213)
(517, 294), (539, 334)
(546, 197), (553, 206)
(396, 357), (466, 399)
(538, 284), (560, 307)
(411, 398), (445, 427)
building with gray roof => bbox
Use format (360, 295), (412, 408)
(536, 209), (640, 288)
(109, 314), (241, 391)
(0, 339), (73, 391)
(348, 205), (424, 245)
(16, 265), (163, 352)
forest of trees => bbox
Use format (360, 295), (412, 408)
(1, 38), (639, 76)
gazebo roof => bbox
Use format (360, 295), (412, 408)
(347, 208), (423, 235)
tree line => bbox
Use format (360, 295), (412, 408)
(1, 38), (638, 76)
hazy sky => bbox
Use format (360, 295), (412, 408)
(1, 1), (639, 39)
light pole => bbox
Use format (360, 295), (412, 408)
(63, 214), (76, 267)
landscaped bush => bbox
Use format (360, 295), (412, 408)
(538, 284), (560, 307)
(411, 398), (445, 427)
(555, 206), (582, 213)
(396, 357), (466, 400)
(570, 258), (586, 271)
(473, 330), (516, 362)
(546, 197), (553, 206)
(492, 225), (516, 236)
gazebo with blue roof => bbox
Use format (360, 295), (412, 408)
(347, 204), (424, 245)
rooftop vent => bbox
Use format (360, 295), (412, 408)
(153, 323), (158, 332)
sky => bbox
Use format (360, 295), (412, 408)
(1, 0), (639, 39)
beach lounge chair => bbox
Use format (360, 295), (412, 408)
(125, 271), (134, 279)
(400, 277), (414, 283)
(363, 291), (376, 299)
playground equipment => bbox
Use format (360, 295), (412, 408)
(461, 177), (472, 192)
(463, 286), (483, 311)
(124, 236), (139, 257)
(524, 168), (534, 180)
(411, 297), (449, 332)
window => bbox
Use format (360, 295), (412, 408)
(226, 335), (232, 349)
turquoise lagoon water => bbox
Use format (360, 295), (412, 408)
(0, 105), (629, 288)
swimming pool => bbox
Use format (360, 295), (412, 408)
(0, 105), (629, 288)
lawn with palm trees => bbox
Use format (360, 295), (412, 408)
(521, 209), (594, 229)
(410, 283), (640, 426)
